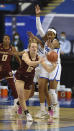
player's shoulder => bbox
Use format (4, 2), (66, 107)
(22, 51), (28, 57)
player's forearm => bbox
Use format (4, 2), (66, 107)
(27, 60), (40, 67)
(18, 51), (25, 56)
(22, 55), (40, 66)
(33, 35), (44, 48)
(36, 17), (45, 37)
(41, 62), (56, 73)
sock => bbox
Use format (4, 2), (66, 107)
(14, 98), (18, 106)
(50, 89), (58, 105)
(48, 106), (52, 111)
(24, 110), (29, 115)
(17, 101), (20, 105)
(40, 103), (45, 112)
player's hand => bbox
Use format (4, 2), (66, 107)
(52, 62), (57, 69)
(27, 31), (34, 39)
(40, 56), (45, 63)
(35, 5), (41, 16)
(8, 50), (14, 55)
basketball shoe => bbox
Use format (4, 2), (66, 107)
(26, 113), (33, 121)
(17, 105), (22, 115)
(26, 121), (33, 128)
(35, 110), (48, 119)
(48, 109), (54, 118)
(52, 104), (59, 119)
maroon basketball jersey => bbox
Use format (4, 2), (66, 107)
(0, 44), (12, 71)
(15, 51), (39, 82)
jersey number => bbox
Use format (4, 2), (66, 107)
(2, 55), (8, 61)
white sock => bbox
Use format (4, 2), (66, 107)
(49, 89), (58, 105)
(40, 103), (45, 112)
(14, 98), (18, 106)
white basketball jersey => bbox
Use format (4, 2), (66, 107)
(44, 41), (61, 64)
(37, 44), (44, 56)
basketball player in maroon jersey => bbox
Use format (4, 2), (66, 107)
(0, 35), (21, 104)
(15, 39), (41, 121)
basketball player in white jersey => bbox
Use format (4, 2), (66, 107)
(35, 5), (61, 119)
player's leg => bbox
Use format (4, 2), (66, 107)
(45, 83), (54, 118)
(15, 80), (33, 121)
(35, 78), (48, 118)
(7, 78), (18, 99)
(45, 82), (51, 106)
(24, 86), (34, 121)
(50, 80), (58, 105)
(29, 84), (35, 98)
(49, 64), (61, 118)
(49, 80), (59, 118)
(7, 78), (19, 113)
(33, 66), (40, 92)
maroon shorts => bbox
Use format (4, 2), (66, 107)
(0, 69), (13, 80)
(15, 72), (34, 90)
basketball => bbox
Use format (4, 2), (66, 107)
(47, 51), (58, 62)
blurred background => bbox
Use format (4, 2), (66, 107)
(0, 0), (74, 97)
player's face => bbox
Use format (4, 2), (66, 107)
(3, 36), (10, 45)
(47, 31), (56, 41)
(29, 42), (38, 55)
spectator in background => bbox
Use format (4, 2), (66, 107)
(59, 32), (71, 55)
(11, 32), (24, 70)
(12, 32), (24, 51)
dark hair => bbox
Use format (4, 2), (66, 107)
(13, 32), (20, 41)
(13, 32), (19, 36)
(60, 32), (66, 35)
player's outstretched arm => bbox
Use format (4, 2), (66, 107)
(35, 5), (45, 37)
(27, 31), (44, 48)
(22, 52), (40, 67)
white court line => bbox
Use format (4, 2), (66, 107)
(5, 13), (74, 17)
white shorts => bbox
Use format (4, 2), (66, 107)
(39, 64), (49, 79)
(39, 64), (61, 81)
(48, 64), (61, 81)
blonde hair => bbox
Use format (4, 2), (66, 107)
(28, 38), (38, 49)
